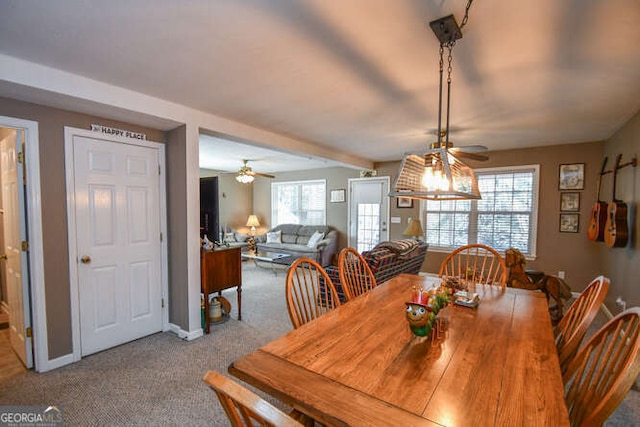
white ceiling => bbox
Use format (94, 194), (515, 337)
(1, 0), (639, 173)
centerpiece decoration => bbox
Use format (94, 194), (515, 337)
(405, 284), (450, 337)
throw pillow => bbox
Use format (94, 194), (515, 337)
(266, 230), (282, 244)
(224, 232), (236, 243)
(307, 231), (325, 248)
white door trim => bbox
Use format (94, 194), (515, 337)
(0, 116), (45, 371)
(64, 127), (169, 363)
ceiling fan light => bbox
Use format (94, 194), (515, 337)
(235, 174), (254, 184)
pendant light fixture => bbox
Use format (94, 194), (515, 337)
(390, 0), (483, 201)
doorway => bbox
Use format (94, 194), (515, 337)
(348, 177), (390, 252)
(0, 116), (44, 372)
(0, 126), (32, 371)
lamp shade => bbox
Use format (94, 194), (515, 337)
(389, 150), (481, 201)
(246, 215), (260, 228)
(403, 219), (424, 238)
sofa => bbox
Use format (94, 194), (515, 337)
(255, 224), (338, 267)
(220, 227), (250, 250)
(324, 239), (429, 302)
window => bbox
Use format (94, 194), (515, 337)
(421, 165), (539, 257)
(271, 180), (326, 225)
(356, 203), (380, 253)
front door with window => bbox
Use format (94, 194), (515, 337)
(348, 178), (390, 252)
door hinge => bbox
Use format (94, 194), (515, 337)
(21, 241), (29, 252)
(26, 327), (32, 338)
(17, 152), (24, 164)
(160, 232), (163, 242)
(158, 165), (161, 175)
(161, 298), (165, 308)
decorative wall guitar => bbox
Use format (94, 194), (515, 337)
(604, 154), (636, 248)
(587, 157), (609, 242)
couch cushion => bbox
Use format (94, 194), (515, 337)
(297, 225), (331, 245)
(266, 230), (282, 244)
(271, 224), (301, 243)
(307, 231), (325, 248)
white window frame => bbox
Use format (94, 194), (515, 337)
(420, 164), (540, 258)
(271, 179), (327, 226)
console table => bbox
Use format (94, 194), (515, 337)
(201, 246), (242, 333)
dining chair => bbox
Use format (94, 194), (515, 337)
(338, 247), (377, 301)
(286, 257), (342, 329)
(203, 370), (305, 427)
(563, 307), (640, 426)
(438, 243), (507, 287)
(555, 275), (609, 373)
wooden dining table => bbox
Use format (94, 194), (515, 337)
(229, 274), (569, 426)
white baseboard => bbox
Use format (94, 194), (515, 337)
(37, 353), (75, 373)
(169, 323), (203, 341)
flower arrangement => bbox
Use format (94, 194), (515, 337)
(405, 285), (451, 337)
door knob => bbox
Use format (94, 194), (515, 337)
(0, 254), (7, 260)
(80, 255), (91, 264)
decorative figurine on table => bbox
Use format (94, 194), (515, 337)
(405, 285), (450, 337)
(405, 287), (435, 337)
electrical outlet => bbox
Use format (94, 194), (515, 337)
(616, 296), (627, 311)
(558, 271), (565, 279)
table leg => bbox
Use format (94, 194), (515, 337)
(237, 285), (242, 321)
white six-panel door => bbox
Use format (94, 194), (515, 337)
(1, 128), (32, 367)
(71, 135), (163, 356)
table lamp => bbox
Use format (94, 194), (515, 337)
(246, 215), (260, 253)
(403, 218), (423, 241)
(246, 215), (260, 235)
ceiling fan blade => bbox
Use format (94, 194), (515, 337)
(449, 145), (488, 153)
(451, 151), (489, 161)
(253, 171), (275, 178)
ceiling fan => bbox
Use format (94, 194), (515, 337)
(236, 159), (275, 183)
(427, 131), (489, 162)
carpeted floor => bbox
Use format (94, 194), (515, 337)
(0, 264), (638, 426)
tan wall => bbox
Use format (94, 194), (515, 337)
(198, 169), (253, 237)
(0, 97), (165, 359)
(602, 110), (640, 313)
(166, 126), (189, 329)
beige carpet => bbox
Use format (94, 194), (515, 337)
(0, 264), (638, 425)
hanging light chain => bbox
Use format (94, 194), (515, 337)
(459, 0), (474, 31)
(446, 42), (454, 85)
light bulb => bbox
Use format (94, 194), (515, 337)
(421, 166), (435, 189)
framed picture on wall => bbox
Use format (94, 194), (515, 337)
(560, 192), (580, 212)
(330, 189), (345, 203)
(559, 163), (585, 190)
(396, 197), (413, 209)
(559, 213), (579, 233)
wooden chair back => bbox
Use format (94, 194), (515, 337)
(438, 244), (507, 287)
(563, 307), (640, 426)
(555, 275), (609, 373)
(338, 247), (377, 301)
(203, 370), (303, 427)
(286, 257), (341, 329)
